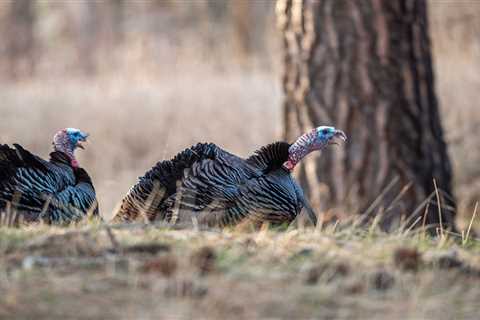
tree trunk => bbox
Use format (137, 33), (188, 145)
(277, 0), (456, 231)
(5, 0), (36, 79)
(231, 0), (271, 66)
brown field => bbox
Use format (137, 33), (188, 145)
(1, 223), (479, 320)
(0, 1), (479, 319)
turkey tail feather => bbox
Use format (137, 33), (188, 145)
(114, 143), (220, 222)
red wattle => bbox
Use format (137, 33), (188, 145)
(71, 159), (79, 168)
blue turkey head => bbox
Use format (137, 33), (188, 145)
(66, 128), (89, 150)
(312, 126), (347, 150)
(284, 126), (347, 171)
(52, 128), (89, 168)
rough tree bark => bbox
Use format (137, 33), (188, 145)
(277, 0), (456, 231)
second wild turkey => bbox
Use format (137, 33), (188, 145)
(0, 128), (98, 224)
(113, 126), (346, 227)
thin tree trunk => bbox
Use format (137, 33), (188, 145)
(277, 0), (456, 231)
(74, 0), (99, 75)
(231, 0), (271, 66)
(5, 0), (36, 79)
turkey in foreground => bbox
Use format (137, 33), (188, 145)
(113, 126), (346, 227)
(0, 128), (98, 224)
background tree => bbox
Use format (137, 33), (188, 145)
(277, 0), (456, 230)
(4, 0), (36, 79)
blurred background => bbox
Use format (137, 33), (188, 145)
(0, 0), (478, 221)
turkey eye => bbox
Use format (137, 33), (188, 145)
(322, 129), (330, 135)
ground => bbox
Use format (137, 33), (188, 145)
(1, 221), (479, 320)
(1, 2), (479, 319)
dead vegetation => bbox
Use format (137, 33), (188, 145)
(0, 223), (479, 319)
(0, 2), (479, 319)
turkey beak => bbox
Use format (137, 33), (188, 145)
(329, 130), (347, 146)
(77, 134), (89, 150)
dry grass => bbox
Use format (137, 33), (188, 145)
(0, 2), (480, 319)
(0, 222), (479, 320)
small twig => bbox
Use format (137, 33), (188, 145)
(433, 179), (444, 238)
(464, 202), (478, 245)
(403, 216), (422, 236)
(422, 201), (430, 239)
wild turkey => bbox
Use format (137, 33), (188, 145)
(113, 126), (346, 227)
(0, 128), (98, 224)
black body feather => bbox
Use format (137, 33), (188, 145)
(114, 142), (316, 227)
(0, 144), (98, 224)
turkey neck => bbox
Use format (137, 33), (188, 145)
(49, 151), (77, 168)
(53, 142), (78, 168)
(283, 129), (319, 171)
